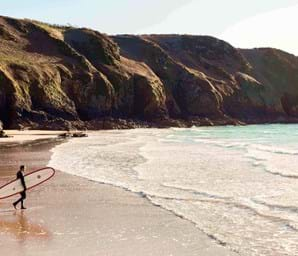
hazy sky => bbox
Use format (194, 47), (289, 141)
(1, 0), (298, 54)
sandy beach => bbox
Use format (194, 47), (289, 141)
(0, 131), (236, 256)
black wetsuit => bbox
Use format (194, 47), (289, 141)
(13, 170), (27, 208)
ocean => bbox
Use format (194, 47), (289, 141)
(49, 124), (298, 256)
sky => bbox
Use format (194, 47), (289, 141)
(1, 0), (298, 55)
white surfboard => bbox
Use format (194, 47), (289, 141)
(0, 167), (55, 200)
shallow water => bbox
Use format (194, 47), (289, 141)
(49, 124), (298, 256)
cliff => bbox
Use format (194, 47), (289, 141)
(0, 16), (298, 129)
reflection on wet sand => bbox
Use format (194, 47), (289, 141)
(0, 211), (51, 241)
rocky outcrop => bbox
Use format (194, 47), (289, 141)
(0, 119), (9, 138)
(0, 17), (114, 129)
(64, 29), (167, 120)
(121, 35), (298, 123)
(240, 49), (298, 118)
(113, 35), (224, 119)
(1, 16), (298, 129)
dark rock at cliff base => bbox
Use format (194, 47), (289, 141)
(0, 120), (10, 138)
(1, 16), (298, 129)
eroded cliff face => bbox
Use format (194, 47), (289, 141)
(0, 17), (114, 129)
(64, 29), (167, 120)
(115, 35), (298, 124)
(0, 16), (298, 129)
(113, 35), (225, 120)
(240, 49), (298, 118)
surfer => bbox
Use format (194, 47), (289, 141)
(13, 165), (27, 210)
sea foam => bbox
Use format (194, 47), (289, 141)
(49, 125), (298, 256)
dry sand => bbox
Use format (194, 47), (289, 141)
(0, 130), (64, 143)
(0, 132), (236, 256)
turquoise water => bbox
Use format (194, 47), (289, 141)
(50, 124), (298, 256)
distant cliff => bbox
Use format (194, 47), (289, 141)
(1, 16), (298, 130)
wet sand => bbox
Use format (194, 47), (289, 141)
(0, 132), (236, 256)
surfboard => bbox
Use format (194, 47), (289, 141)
(0, 167), (55, 200)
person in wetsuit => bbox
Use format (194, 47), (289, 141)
(13, 165), (27, 210)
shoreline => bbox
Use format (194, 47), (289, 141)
(3, 112), (298, 133)
(2, 122), (298, 141)
(0, 133), (236, 256)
